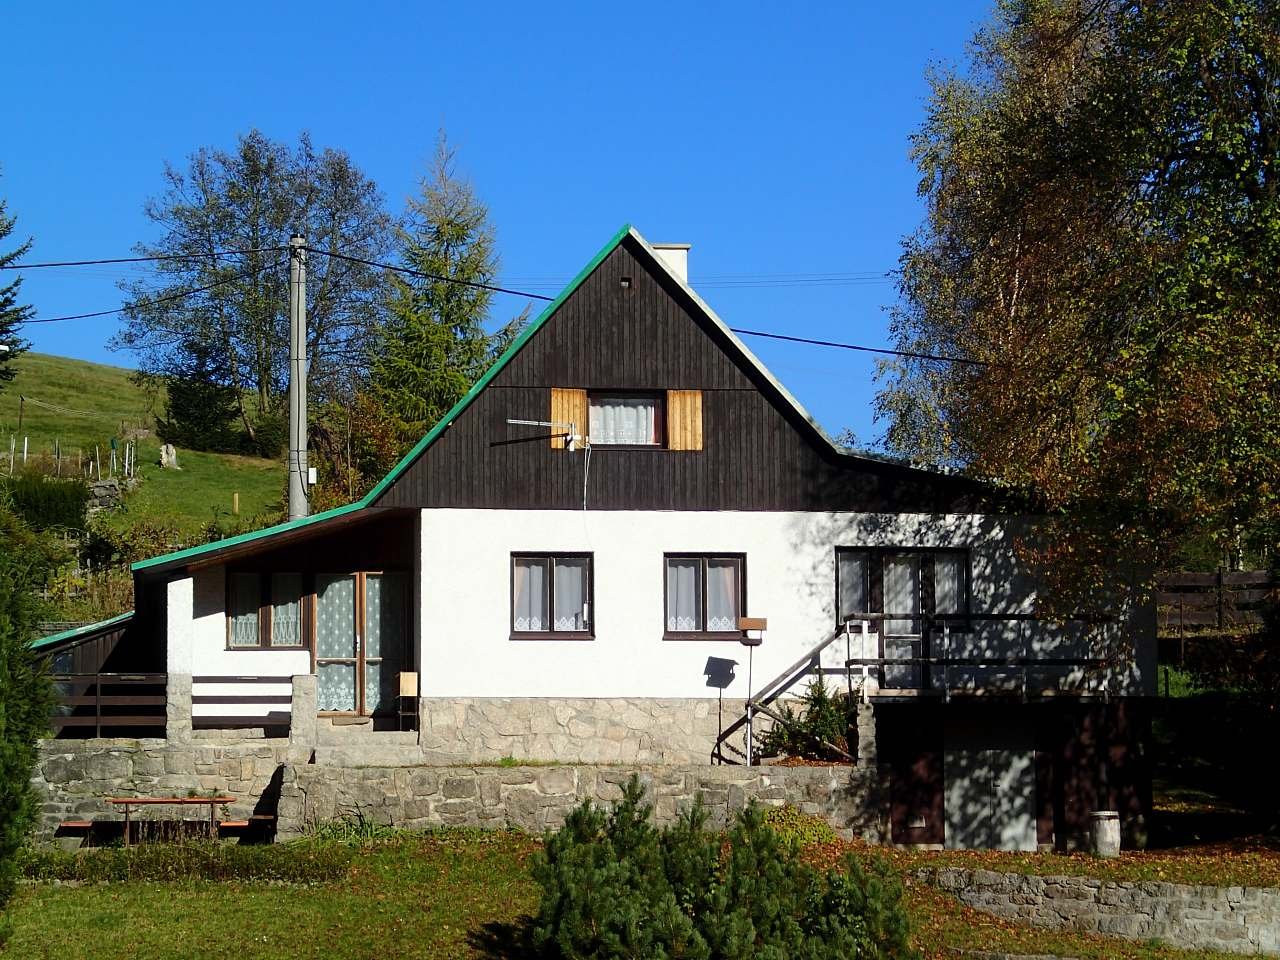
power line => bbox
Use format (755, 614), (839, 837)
(23, 259), (287, 324)
(9, 244), (980, 366)
(20, 394), (118, 422)
(303, 246), (556, 302)
(728, 328), (986, 367)
(0, 246), (288, 271)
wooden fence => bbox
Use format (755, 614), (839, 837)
(1157, 570), (1274, 635)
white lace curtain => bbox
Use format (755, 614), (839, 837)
(838, 552), (869, 621)
(270, 573), (302, 646)
(513, 559), (548, 631)
(934, 553), (964, 615)
(229, 573), (260, 647)
(589, 396), (659, 445)
(706, 559), (738, 631)
(666, 558), (738, 632)
(884, 555), (921, 637)
(513, 558), (589, 632)
(666, 559), (701, 631)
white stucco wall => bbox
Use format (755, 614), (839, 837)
(416, 509), (1155, 702)
(166, 566), (308, 720)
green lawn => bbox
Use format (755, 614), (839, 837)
(99, 443), (284, 536)
(3, 833), (1263, 960)
(1, 352), (285, 538)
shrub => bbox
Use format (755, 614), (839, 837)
(18, 840), (352, 884)
(243, 411), (288, 459)
(755, 675), (853, 762)
(762, 804), (839, 847)
(531, 775), (917, 960)
(0, 475), (90, 532)
(0, 508), (58, 945)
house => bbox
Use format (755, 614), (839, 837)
(36, 225), (1155, 850)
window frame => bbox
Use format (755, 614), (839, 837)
(586, 390), (667, 449)
(662, 553), (746, 640)
(509, 552), (595, 640)
(224, 571), (310, 651)
(834, 547), (972, 631)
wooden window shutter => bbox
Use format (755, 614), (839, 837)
(549, 388), (587, 449)
(666, 390), (703, 451)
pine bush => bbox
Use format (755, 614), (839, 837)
(531, 775), (917, 959)
(0, 508), (57, 945)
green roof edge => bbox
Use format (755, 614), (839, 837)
(31, 610), (134, 650)
(131, 223), (634, 574)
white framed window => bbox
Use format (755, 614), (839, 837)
(588, 393), (664, 446)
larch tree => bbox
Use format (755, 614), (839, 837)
(878, 0), (1280, 596)
(111, 130), (392, 453)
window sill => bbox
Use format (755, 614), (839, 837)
(225, 644), (310, 652)
(510, 632), (595, 641)
(663, 632), (744, 642)
(588, 448), (670, 455)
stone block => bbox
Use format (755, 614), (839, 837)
(442, 777), (477, 800)
(537, 767), (576, 796)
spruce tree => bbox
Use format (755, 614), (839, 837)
(155, 339), (242, 453)
(0, 186), (33, 390)
(369, 132), (526, 461)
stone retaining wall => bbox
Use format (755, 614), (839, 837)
(277, 763), (887, 840)
(32, 736), (888, 844)
(922, 867), (1280, 956)
(32, 737), (300, 837)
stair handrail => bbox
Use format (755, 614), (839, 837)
(711, 622), (855, 765)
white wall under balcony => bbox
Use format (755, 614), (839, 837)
(416, 509), (1155, 702)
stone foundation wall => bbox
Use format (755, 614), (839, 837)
(32, 738), (300, 838)
(278, 763), (887, 840)
(922, 867), (1280, 956)
(418, 697), (779, 764)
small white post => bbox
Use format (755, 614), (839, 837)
(22, 436), (27, 465)
(745, 644), (754, 767)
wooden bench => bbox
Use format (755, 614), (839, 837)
(56, 820), (93, 832)
(108, 795), (237, 846)
(217, 814), (277, 832)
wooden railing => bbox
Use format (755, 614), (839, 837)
(1157, 570), (1273, 634)
(51, 672), (167, 738)
(191, 675), (293, 730)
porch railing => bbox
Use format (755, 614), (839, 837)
(51, 672), (167, 738)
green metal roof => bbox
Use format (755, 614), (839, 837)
(30, 611), (134, 651)
(131, 223), (634, 575)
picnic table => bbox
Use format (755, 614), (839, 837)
(107, 795), (236, 846)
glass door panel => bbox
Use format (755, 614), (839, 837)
(316, 574), (357, 712)
(883, 555), (921, 689)
(363, 573), (407, 714)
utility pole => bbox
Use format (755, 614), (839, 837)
(287, 234), (309, 520)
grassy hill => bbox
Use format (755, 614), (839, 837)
(1, 352), (285, 536)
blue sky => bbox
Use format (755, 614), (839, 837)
(4, 1), (989, 447)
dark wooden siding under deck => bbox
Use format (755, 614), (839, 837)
(375, 236), (987, 514)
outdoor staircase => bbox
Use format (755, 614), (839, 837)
(711, 621), (876, 766)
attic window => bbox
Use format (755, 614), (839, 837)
(589, 393), (664, 446)
(620, 276), (632, 289)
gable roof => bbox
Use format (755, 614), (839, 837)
(134, 224), (962, 576)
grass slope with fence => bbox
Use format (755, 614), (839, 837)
(0, 352), (284, 537)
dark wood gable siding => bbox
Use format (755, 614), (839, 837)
(376, 236), (987, 513)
